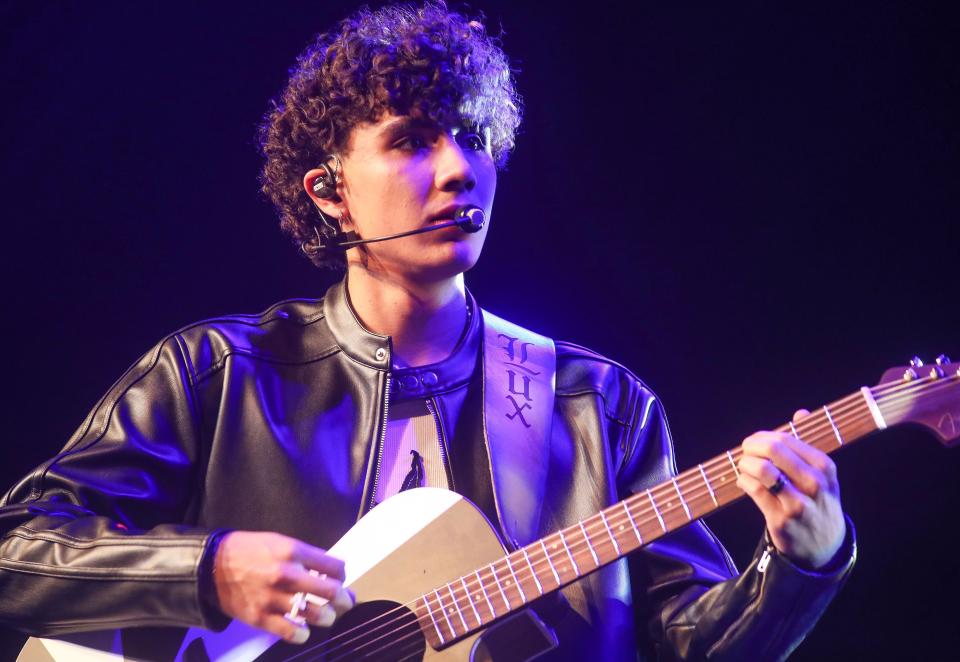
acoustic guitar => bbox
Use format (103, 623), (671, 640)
(18, 357), (960, 662)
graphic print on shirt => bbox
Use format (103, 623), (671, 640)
(374, 399), (450, 505)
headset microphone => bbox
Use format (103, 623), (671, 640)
(325, 205), (485, 250)
(305, 156), (484, 254)
(454, 205), (484, 233)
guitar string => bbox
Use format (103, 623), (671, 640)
(287, 375), (950, 661)
(286, 374), (954, 660)
(320, 408), (853, 661)
(287, 426), (829, 660)
(281, 399), (857, 661)
(295, 375), (956, 661)
(301, 377), (956, 662)
(375, 375), (956, 659)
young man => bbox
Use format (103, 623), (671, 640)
(1, 3), (853, 659)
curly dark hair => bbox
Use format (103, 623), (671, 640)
(258, 1), (522, 271)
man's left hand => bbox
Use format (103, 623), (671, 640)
(736, 409), (846, 570)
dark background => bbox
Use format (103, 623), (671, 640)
(1, 1), (958, 659)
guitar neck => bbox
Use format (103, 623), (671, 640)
(414, 372), (957, 648)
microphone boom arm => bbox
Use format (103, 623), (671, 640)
(333, 206), (484, 250)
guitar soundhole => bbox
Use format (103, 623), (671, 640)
(262, 600), (426, 661)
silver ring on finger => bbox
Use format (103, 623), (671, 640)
(769, 472), (787, 496)
(285, 592), (308, 625)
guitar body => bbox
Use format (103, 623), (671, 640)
(19, 488), (556, 662)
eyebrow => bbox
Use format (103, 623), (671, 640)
(378, 116), (439, 137)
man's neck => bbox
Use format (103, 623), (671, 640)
(345, 267), (468, 368)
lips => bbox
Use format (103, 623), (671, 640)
(427, 204), (465, 225)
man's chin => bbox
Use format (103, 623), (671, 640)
(352, 240), (483, 284)
(409, 247), (481, 282)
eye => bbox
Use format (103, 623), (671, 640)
(456, 128), (489, 152)
(394, 134), (429, 151)
(462, 133), (486, 151)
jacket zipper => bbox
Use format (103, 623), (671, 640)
(367, 373), (392, 512)
(426, 396), (455, 491)
(757, 543), (774, 574)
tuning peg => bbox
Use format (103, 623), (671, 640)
(910, 356), (925, 368)
(936, 354), (951, 366)
(903, 368), (918, 381)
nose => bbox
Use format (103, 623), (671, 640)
(434, 134), (476, 193)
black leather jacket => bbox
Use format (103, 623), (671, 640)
(0, 280), (854, 660)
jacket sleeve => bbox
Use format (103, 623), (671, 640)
(0, 336), (225, 636)
(618, 386), (856, 662)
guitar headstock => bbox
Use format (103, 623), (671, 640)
(876, 355), (960, 446)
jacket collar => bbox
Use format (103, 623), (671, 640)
(323, 278), (481, 394)
(390, 296), (479, 400)
(323, 278), (392, 370)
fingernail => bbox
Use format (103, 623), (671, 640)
(290, 626), (309, 644)
(317, 603), (336, 628)
(333, 587), (355, 612)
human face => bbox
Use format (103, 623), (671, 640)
(335, 114), (496, 283)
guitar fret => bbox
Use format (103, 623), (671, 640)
(647, 488), (666, 532)
(521, 547), (543, 595)
(434, 588), (456, 639)
(422, 594), (446, 644)
(726, 450), (740, 477)
(460, 577), (482, 625)
(698, 463), (718, 506)
(622, 500), (643, 544)
(599, 509), (621, 555)
(475, 569), (496, 619)
(789, 420), (801, 440)
(579, 520), (600, 566)
(488, 562), (511, 611)
(671, 476), (692, 520)
(540, 539), (561, 585)
(559, 530), (581, 576)
(505, 555), (527, 603)
(447, 583), (468, 631)
(823, 405), (843, 446)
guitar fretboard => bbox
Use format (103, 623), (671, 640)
(413, 372), (957, 648)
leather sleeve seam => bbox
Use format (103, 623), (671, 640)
(173, 302), (325, 333)
(7, 527), (207, 549)
(24, 339), (172, 502)
(556, 341), (650, 387)
(556, 388), (631, 427)
(193, 344), (342, 384)
(174, 333), (199, 389)
(24, 614), (201, 635)
(704, 560), (765, 657)
(0, 560), (198, 580)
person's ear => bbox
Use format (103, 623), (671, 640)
(303, 163), (345, 220)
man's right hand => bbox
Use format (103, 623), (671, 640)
(214, 531), (354, 644)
